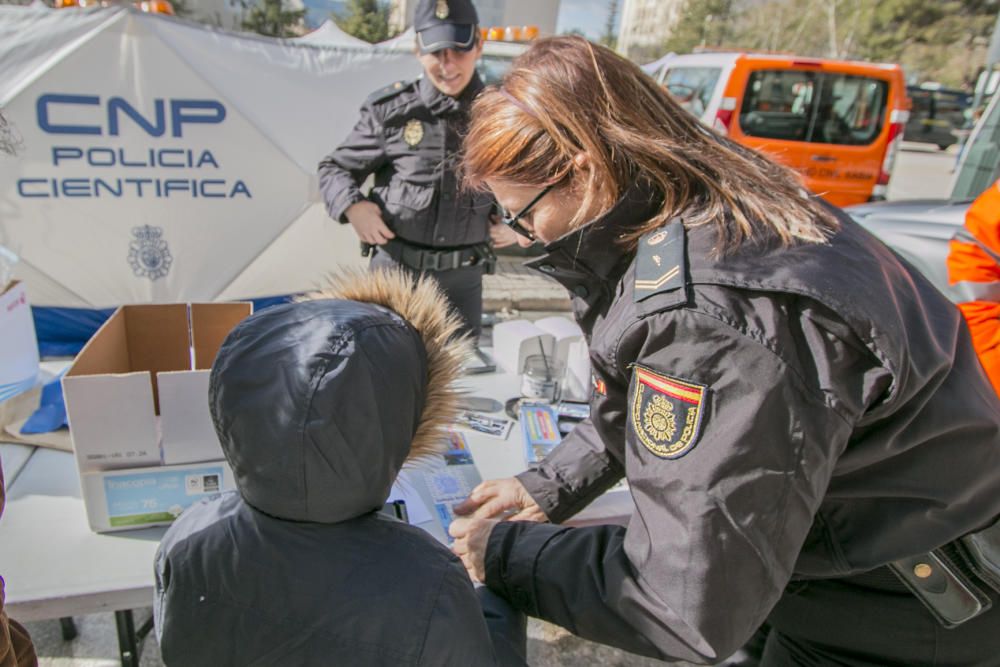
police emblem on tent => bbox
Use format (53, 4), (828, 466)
(128, 224), (172, 280)
(630, 365), (707, 459)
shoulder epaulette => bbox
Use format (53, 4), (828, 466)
(634, 219), (687, 304)
(367, 80), (411, 105)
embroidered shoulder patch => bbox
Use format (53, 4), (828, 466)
(630, 366), (707, 459)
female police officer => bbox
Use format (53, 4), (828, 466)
(318, 0), (516, 341)
(449, 37), (1000, 665)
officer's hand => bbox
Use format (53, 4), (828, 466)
(453, 478), (547, 522)
(489, 218), (519, 249)
(346, 201), (396, 245)
(449, 517), (497, 583)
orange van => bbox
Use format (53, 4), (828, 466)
(648, 52), (910, 207)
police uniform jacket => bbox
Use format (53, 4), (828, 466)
(318, 75), (493, 248)
(484, 184), (1000, 664)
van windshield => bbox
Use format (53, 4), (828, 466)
(662, 66), (722, 118)
(739, 69), (888, 145)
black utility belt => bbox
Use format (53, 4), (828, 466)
(381, 239), (495, 273)
(887, 519), (1000, 629)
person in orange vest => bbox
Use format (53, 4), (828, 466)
(948, 178), (1000, 394)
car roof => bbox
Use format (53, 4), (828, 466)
(662, 51), (902, 77)
(658, 52), (740, 67)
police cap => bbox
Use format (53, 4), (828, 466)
(414, 0), (479, 55)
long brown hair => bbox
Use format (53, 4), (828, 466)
(463, 36), (838, 253)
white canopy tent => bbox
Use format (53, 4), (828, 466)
(292, 19), (371, 48)
(0, 4), (421, 326)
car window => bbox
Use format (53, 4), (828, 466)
(935, 90), (971, 125)
(739, 69), (887, 145)
(952, 93), (1000, 201)
(477, 55), (514, 86)
(906, 87), (970, 132)
(662, 66), (722, 118)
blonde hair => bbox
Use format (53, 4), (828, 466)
(463, 36), (838, 254)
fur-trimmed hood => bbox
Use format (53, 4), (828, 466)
(210, 269), (468, 523)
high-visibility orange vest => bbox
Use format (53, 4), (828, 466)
(947, 179), (1000, 394)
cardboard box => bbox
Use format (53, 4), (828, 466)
(62, 303), (250, 532)
(80, 460), (236, 532)
(0, 281), (40, 401)
(63, 303), (251, 471)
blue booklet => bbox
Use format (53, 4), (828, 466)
(519, 402), (562, 464)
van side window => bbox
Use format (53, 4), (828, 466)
(740, 70), (887, 145)
(663, 66), (722, 119)
(815, 74), (887, 145)
(739, 70), (818, 141)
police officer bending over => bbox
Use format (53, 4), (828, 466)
(450, 37), (1000, 666)
(318, 0), (516, 341)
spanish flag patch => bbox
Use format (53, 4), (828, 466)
(630, 365), (707, 459)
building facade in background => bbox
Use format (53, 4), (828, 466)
(617, 0), (682, 61)
(389, 0), (559, 36)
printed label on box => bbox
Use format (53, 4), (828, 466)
(103, 465), (224, 527)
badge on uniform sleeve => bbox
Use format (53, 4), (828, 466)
(404, 119), (424, 147)
(630, 365), (707, 459)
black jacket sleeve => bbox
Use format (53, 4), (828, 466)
(487, 307), (862, 664)
(317, 102), (388, 223)
(516, 360), (625, 523)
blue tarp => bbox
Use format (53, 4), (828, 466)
(32, 296), (293, 356)
(21, 371), (67, 434)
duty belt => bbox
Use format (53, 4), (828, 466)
(887, 518), (1000, 628)
(379, 239), (495, 273)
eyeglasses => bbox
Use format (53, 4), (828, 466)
(499, 184), (555, 241)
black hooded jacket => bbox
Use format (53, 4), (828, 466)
(154, 274), (508, 666)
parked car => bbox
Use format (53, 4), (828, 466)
(847, 90), (1000, 301)
(903, 84), (972, 150)
(647, 52), (911, 207)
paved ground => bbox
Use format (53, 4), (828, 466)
(16, 144), (953, 666)
(483, 256), (571, 313)
(22, 611), (678, 667)
(887, 141), (960, 201)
